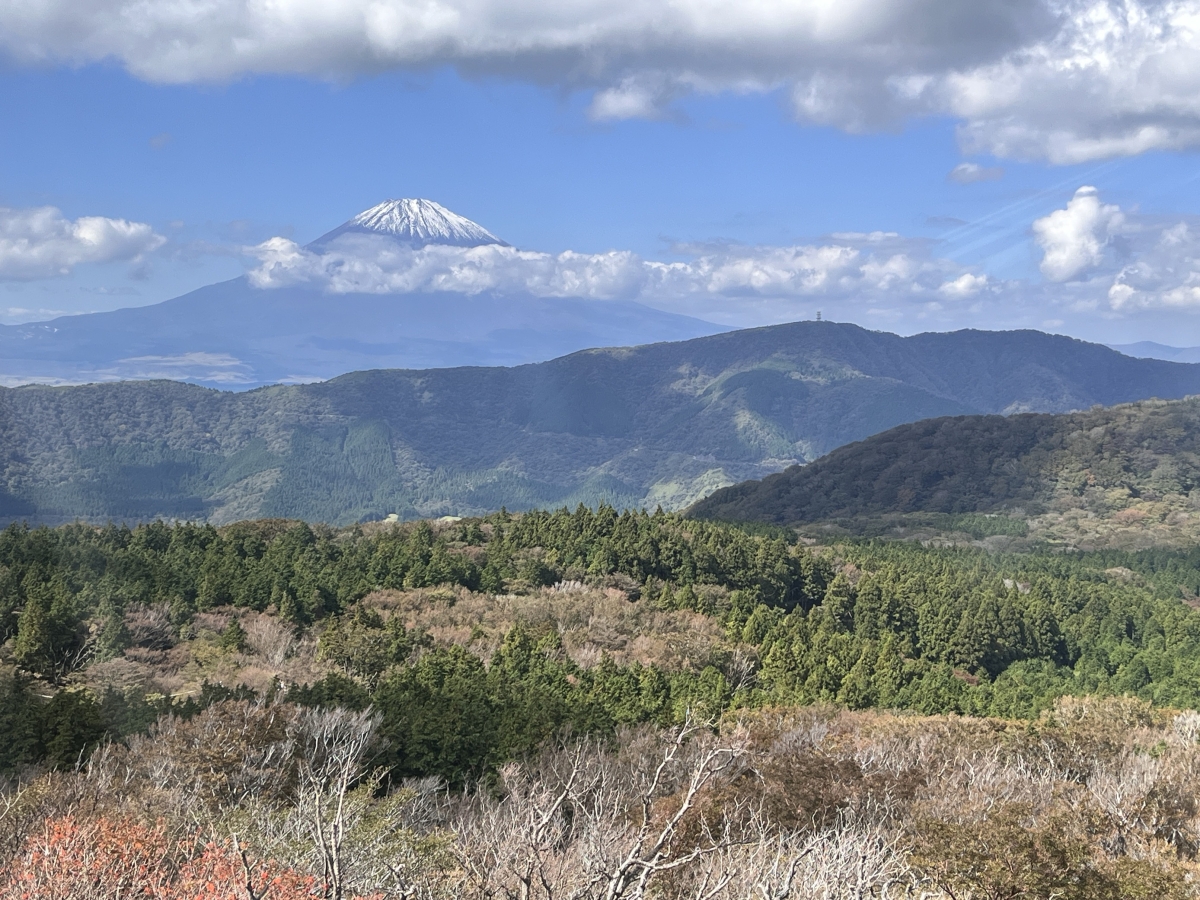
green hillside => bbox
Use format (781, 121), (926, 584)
(9, 507), (1200, 771)
(6, 321), (1200, 525)
(689, 396), (1200, 547)
(9, 508), (1200, 895)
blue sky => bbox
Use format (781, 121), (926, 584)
(8, 0), (1200, 345)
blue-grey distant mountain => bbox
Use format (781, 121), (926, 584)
(0, 199), (723, 389)
(6, 321), (1200, 527)
(1108, 341), (1200, 364)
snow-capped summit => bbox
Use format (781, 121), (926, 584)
(309, 199), (509, 249)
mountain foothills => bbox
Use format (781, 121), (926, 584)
(7, 322), (1200, 525)
(11, 315), (1200, 896)
(690, 394), (1200, 548)
(0, 200), (721, 389)
(6, 508), (1200, 896)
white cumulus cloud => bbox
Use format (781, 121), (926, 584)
(0, 206), (165, 280)
(1107, 221), (1200, 310)
(249, 235), (651, 299)
(938, 272), (991, 298)
(1033, 186), (1126, 282)
(9, 0), (1200, 161)
(244, 228), (987, 333)
(589, 76), (679, 121)
(935, 0), (1200, 163)
(998, 187), (1200, 314)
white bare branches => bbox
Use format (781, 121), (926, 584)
(685, 821), (914, 900)
(599, 721), (749, 900)
(450, 719), (754, 900)
(294, 707), (381, 900)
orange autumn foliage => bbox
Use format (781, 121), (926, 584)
(1, 817), (177, 900)
(0, 815), (380, 900)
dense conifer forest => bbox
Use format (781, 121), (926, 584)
(8, 507), (1200, 896)
(7, 506), (1200, 773)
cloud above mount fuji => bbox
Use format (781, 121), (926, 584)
(243, 185), (1200, 328)
(8, 0), (1200, 162)
(246, 230), (994, 326)
(0, 206), (165, 280)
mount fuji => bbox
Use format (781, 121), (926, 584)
(0, 200), (724, 389)
(309, 198), (510, 249)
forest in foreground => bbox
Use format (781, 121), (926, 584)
(6, 507), (1200, 896)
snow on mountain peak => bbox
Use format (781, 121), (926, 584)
(310, 199), (508, 249)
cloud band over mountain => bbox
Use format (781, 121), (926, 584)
(246, 231), (981, 325)
(13, 187), (1200, 333)
(240, 189), (1200, 326)
(5, 0), (1200, 162)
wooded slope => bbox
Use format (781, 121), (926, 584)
(689, 396), (1200, 539)
(6, 321), (1200, 524)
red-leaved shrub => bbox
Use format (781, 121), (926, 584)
(0, 815), (380, 900)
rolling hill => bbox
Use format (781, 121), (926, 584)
(688, 395), (1200, 547)
(6, 321), (1200, 526)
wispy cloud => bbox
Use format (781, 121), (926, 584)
(113, 352), (255, 383)
(948, 163), (1004, 184)
(2, 305), (73, 324)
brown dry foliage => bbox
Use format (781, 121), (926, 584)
(4, 697), (1200, 898)
(363, 585), (734, 672)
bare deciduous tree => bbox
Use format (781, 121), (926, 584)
(294, 706), (380, 900)
(451, 717), (754, 900)
(245, 614), (298, 667)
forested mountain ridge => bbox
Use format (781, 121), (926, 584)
(689, 395), (1200, 547)
(6, 321), (1200, 525)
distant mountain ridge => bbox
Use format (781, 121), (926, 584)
(0, 199), (722, 389)
(6, 321), (1200, 526)
(1109, 341), (1200, 364)
(0, 280), (720, 388)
